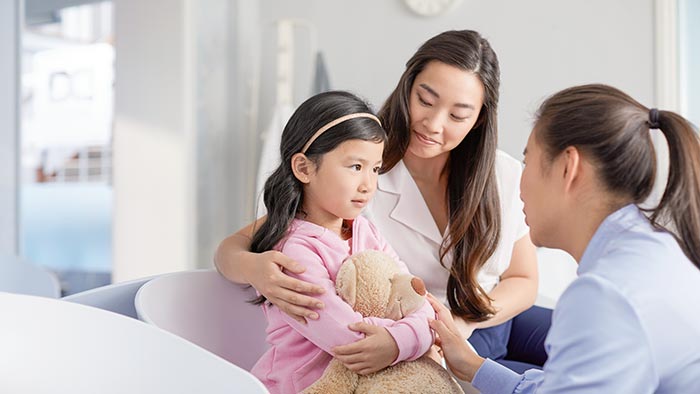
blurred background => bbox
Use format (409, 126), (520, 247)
(1, 0), (698, 298)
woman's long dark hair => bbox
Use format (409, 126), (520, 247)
(379, 30), (501, 321)
(251, 91), (387, 303)
(535, 84), (700, 270)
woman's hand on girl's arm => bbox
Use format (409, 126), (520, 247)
(213, 218), (326, 324)
(332, 322), (399, 375)
(427, 293), (484, 382)
(249, 250), (326, 324)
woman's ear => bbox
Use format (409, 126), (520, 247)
(562, 146), (581, 193)
(291, 153), (313, 184)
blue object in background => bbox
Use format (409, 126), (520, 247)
(20, 183), (112, 294)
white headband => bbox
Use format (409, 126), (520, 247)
(301, 113), (382, 154)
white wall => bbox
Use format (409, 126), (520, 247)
(249, 0), (655, 301)
(112, 0), (657, 292)
(254, 0), (655, 160)
(113, 0), (258, 281)
(112, 0), (193, 280)
(1, 0), (20, 254)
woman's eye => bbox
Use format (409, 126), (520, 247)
(451, 114), (468, 122)
(418, 96), (432, 107)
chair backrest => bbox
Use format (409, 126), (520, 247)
(0, 253), (61, 298)
(135, 269), (269, 371)
(0, 292), (268, 394)
(62, 275), (155, 318)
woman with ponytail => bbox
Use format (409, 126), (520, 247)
(429, 84), (700, 393)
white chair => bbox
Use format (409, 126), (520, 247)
(135, 269), (269, 371)
(0, 292), (268, 394)
(62, 275), (155, 318)
(0, 253), (61, 298)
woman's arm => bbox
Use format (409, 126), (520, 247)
(213, 217), (326, 323)
(472, 233), (539, 330)
(213, 218), (261, 284)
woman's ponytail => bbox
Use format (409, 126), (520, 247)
(650, 111), (700, 269)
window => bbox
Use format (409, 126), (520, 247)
(679, 0), (699, 129)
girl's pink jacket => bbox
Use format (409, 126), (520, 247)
(251, 215), (435, 394)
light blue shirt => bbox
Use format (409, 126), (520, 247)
(472, 204), (700, 393)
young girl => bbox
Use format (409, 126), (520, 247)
(248, 91), (435, 394)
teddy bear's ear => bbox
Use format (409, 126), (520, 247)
(336, 260), (357, 308)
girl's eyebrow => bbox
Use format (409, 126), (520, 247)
(418, 83), (475, 110)
(347, 156), (383, 165)
(347, 156), (370, 163)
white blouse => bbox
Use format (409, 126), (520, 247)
(363, 150), (529, 305)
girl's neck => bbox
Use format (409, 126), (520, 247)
(403, 151), (450, 185)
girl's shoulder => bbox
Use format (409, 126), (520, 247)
(274, 219), (326, 250)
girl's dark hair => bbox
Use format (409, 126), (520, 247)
(535, 83), (700, 270)
(379, 30), (501, 321)
(251, 91), (387, 303)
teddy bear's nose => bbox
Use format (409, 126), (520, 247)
(410, 277), (427, 296)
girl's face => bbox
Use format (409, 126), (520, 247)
(406, 61), (485, 161)
(520, 129), (562, 248)
(302, 139), (384, 228)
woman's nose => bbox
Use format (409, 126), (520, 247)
(422, 112), (444, 134)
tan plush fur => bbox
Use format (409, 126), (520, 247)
(302, 250), (464, 394)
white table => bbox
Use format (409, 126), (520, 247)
(0, 292), (268, 394)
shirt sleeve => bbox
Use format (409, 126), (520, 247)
(472, 274), (657, 394)
(278, 238), (415, 355)
(364, 219), (436, 363)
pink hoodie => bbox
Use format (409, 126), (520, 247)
(250, 215), (435, 394)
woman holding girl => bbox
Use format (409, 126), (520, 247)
(216, 30), (550, 375)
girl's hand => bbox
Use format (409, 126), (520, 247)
(332, 322), (399, 375)
(427, 293), (484, 382)
(247, 250), (326, 324)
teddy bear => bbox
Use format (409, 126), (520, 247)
(302, 249), (464, 394)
